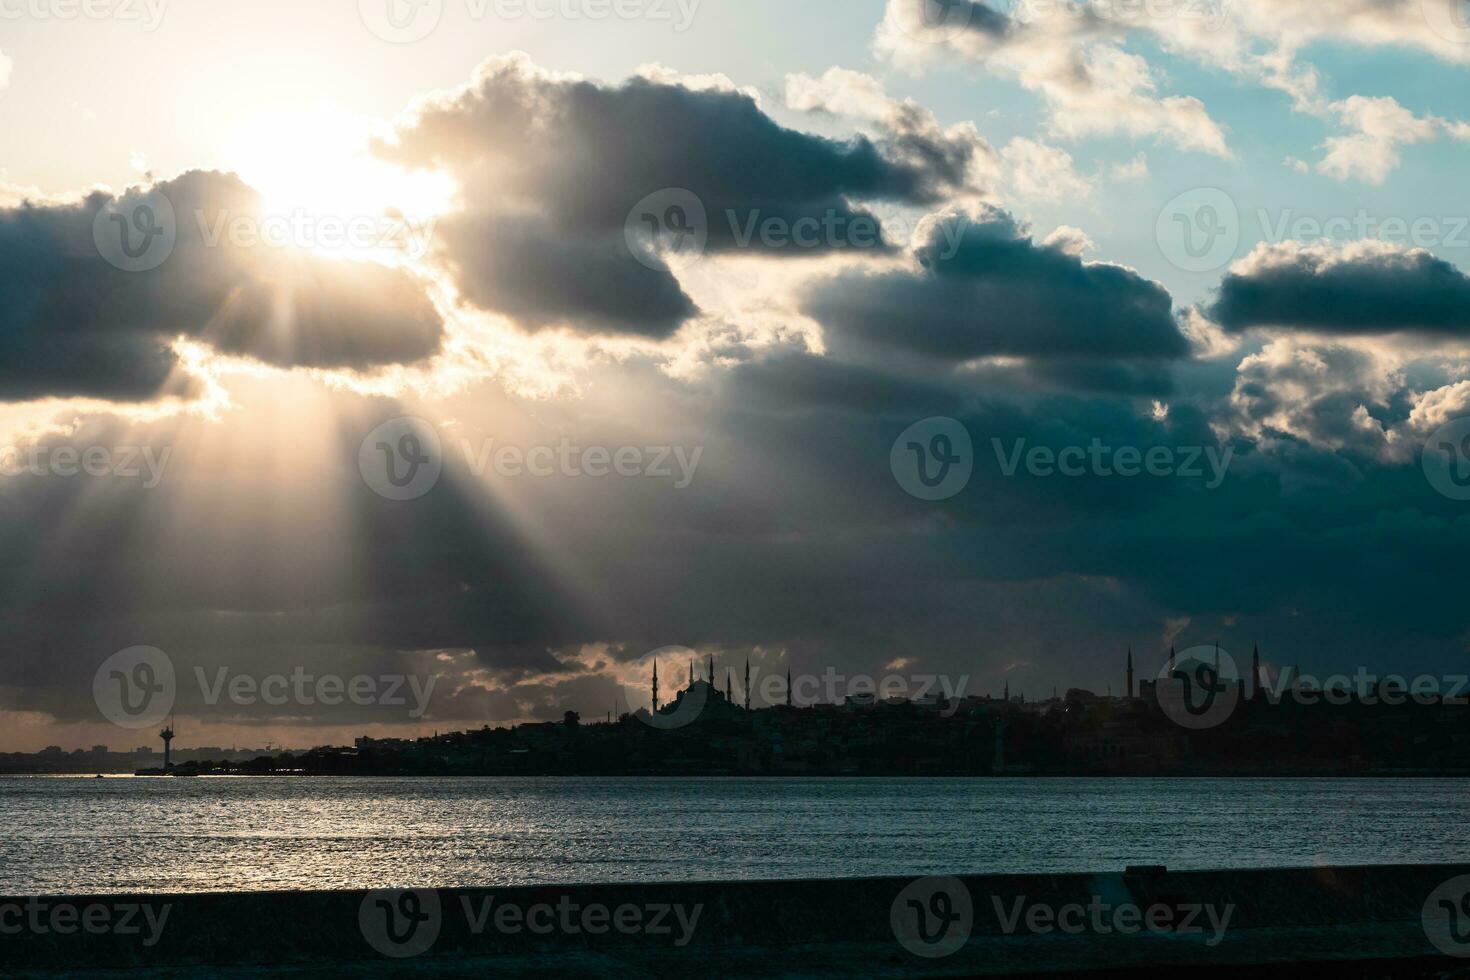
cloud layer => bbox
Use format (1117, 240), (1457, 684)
(0, 171), (443, 401)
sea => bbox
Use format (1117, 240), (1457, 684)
(2, 776), (1467, 895)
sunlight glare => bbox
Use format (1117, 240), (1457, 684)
(224, 105), (454, 264)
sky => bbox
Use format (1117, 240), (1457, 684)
(2, 0), (1470, 751)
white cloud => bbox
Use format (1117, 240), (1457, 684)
(1001, 137), (1093, 202)
(1109, 153), (1149, 182)
(1316, 96), (1440, 184)
(785, 67), (998, 195)
(1227, 338), (1408, 460)
(873, 1), (1231, 157)
(875, 0), (1470, 179)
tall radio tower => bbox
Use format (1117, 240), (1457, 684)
(159, 717), (175, 770)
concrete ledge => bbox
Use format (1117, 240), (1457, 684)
(5, 863), (1469, 976)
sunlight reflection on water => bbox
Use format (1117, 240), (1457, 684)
(2, 776), (1467, 894)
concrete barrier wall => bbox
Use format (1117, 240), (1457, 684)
(5, 863), (1470, 976)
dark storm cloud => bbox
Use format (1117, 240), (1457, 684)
(2, 335), (1469, 739)
(435, 214), (697, 338)
(1210, 242), (1470, 335)
(0, 170), (443, 401)
(721, 349), (966, 416)
(380, 54), (984, 336)
(804, 207), (1190, 364)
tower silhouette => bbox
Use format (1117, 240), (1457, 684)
(652, 659), (660, 712)
(160, 717), (175, 770)
(1126, 647), (1134, 699)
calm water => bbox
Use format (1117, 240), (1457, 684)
(2, 776), (1468, 895)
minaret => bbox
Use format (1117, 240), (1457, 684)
(652, 659), (660, 712)
(1126, 647), (1134, 700)
(786, 666), (793, 707)
(160, 717), (175, 770)
(726, 667), (732, 702)
(1251, 645), (1260, 699)
(689, 660), (694, 688)
(708, 652), (714, 686)
(744, 659), (751, 711)
(1003, 680), (1009, 703)
(1167, 646), (1176, 676)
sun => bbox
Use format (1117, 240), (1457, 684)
(224, 105), (455, 264)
